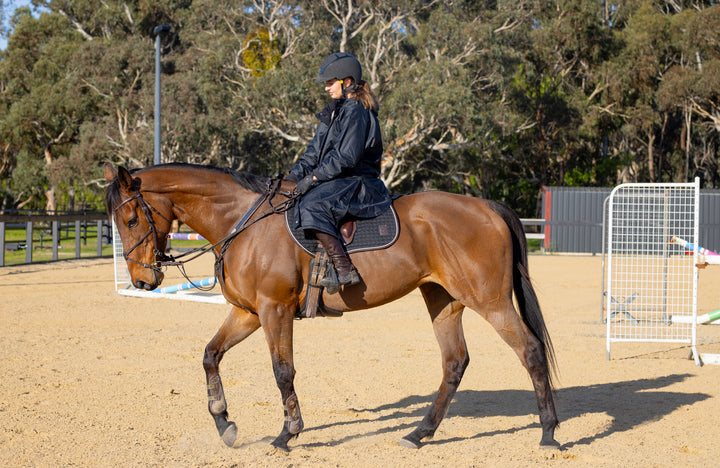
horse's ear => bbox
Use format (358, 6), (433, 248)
(103, 163), (117, 183)
(116, 166), (134, 190)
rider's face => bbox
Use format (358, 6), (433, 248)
(325, 79), (347, 99)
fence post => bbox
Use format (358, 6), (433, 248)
(52, 220), (59, 261)
(96, 220), (103, 256)
(26, 221), (33, 263)
(0, 222), (5, 267)
(75, 220), (81, 259)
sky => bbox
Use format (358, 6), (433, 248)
(1, 0), (35, 51)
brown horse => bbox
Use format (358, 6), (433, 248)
(104, 162), (559, 451)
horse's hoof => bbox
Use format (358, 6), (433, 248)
(539, 439), (562, 450)
(270, 439), (290, 453)
(220, 422), (238, 447)
(398, 436), (421, 449)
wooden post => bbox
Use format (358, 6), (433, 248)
(52, 220), (59, 261)
(75, 220), (81, 259)
(0, 221), (5, 267)
(96, 220), (103, 256)
(26, 221), (33, 263)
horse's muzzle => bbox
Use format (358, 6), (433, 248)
(133, 269), (164, 290)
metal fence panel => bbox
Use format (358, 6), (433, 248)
(604, 180), (699, 364)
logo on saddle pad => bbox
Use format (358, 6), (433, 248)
(285, 205), (400, 255)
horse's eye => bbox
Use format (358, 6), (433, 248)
(127, 217), (139, 228)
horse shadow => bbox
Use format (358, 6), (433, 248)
(299, 373), (709, 448)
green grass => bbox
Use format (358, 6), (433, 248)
(2, 226), (113, 266)
(168, 239), (209, 250)
(527, 238), (542, 252)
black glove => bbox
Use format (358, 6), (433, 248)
(284, 173), (299, 183)
(295, 175), (318, 194)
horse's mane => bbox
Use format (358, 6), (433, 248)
(105, 163), (270, 214)
(105, 177), (124, 215)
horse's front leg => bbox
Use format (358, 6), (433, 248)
(203, 305), (261, 447)
(258, 302), (303, 452)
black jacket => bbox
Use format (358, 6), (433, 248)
(289, 98), (392, 235)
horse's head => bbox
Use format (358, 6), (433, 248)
(104, 164), (172, 290)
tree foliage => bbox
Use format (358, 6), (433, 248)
(1, 0), (720, 216)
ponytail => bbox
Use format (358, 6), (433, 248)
(350, 80), (379, 113)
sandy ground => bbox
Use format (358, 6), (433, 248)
(1, 254), (719, 467)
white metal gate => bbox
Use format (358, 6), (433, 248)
(605, 179), (700, 364)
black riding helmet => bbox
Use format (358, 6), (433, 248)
(315, 52), (362, 84)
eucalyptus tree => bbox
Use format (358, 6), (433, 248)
(656, 4), (720, 185)
(0, 7), (90, 211)
(600, 0), (720, 184)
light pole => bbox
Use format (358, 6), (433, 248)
(153, 25), (170, 165)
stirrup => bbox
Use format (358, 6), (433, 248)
(320, 267), (360, 294)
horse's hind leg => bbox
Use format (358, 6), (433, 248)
(401, 283), (468, 449)
(481, 300), (559, 448)
(203, 305), (261, 447)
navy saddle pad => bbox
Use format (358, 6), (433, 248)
(285, 204), (400, 255)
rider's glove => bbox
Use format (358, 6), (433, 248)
(295, 175), (318, 194)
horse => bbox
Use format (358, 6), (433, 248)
(104, 162), (560, 451)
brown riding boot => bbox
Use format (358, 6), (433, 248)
(314, 231), (360, 294)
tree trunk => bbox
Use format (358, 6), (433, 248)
(685, 104), (692, 182)
(44, 146), (57, 212)
(648, 132), (655, 182)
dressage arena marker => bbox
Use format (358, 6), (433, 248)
(604, 179), (710, 365)
(112, 223), (227, 304)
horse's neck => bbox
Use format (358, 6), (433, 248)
(163, 182), (259, 244)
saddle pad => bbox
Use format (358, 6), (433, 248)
(285, 204), (400, 255)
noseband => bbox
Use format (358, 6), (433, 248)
(113, 191), (173, 272)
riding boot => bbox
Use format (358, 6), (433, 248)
(314, 231), (360, 294)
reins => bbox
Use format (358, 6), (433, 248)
(212, 179), (297, 307)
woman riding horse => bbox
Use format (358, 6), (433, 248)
(286, 52), (392, 294)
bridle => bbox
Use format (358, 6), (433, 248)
(113, 191), (174, 273)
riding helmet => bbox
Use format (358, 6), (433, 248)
(315, 52), (362, 83)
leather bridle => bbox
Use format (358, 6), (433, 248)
(113, 191), (173, 272)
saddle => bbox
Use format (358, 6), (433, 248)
(285, 204), (400, 319)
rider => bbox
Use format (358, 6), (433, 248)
(286, 52), (392, 294)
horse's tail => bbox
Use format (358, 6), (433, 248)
(487, 200), (557, 387)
